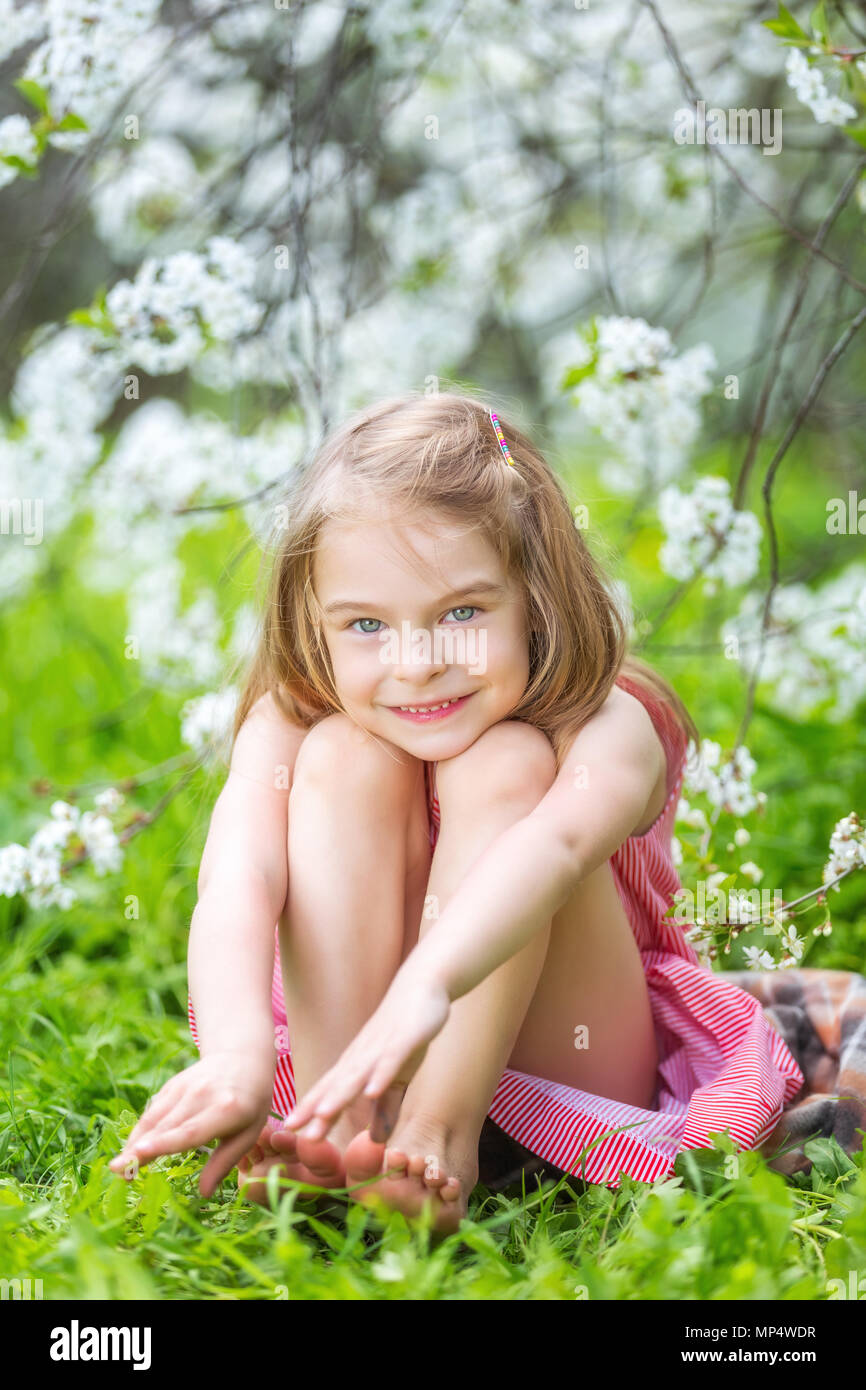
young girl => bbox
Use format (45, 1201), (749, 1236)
(110, 389), (805, 1233)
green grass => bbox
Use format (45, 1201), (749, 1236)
(2, 905), (865, 1300)
(2, 501), (866, 1300)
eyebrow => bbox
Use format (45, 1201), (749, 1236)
(322, 579), (508, 619)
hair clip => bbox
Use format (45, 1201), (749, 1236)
(488, 409), (515, 467)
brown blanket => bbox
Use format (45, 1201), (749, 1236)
(724, 966), (866, 1176)
(477, 966), (866, 1190)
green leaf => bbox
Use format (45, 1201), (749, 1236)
(809, 1), (828, 45)
(561, 361), (596, 391)
(139, 1171), (171, 1240)
(13, 78), (50, 114)
(803, 1135), (858, 1181)
(103, 1170), (130, 1222)
(305, 1215), (346, 1253)
(763, 4), (812, 41)
(843, 125), (866, 149)
(0, 156), (38, 177)
(54, 113), (89, 133)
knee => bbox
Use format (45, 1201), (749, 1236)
(435, 719), (557, 813)
(291, 712), (415, 794)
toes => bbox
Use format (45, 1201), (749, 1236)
(406, 1151), (446, 1185)
(439, 1177), (461, 1202)
(406, 1152), (427, 1179)
(269, 1129), (299, 1157)
(294, 1135), (346, 1184)
(421, 1157), (448, 1189)
(344, 1130), (387, 1182)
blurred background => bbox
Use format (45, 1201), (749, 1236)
(0, 0), (865, 1297)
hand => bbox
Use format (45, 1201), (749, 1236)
(282, 968), (451, 1143)
(108, 1050), (276, 1199)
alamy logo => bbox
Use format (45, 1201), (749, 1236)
(378, 619), (487, 675)
(826, 490), (866, 534)
(0, 497), (43, 545)
(673, 101), (782, 156)
(49, 1320), (152, 1371)
(0, 1277), (43, 1299)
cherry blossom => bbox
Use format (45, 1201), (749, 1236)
(658, 477), (762, 592)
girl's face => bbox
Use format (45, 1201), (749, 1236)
(312, 510), (531, 760)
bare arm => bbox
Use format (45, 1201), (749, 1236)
(188, 691), (307, 1064)
(410, 685), (668, 999)
(283, 686), (670, 1136)
(110, 690), (308, 1194)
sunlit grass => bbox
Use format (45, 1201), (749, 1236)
(2, 505), (865, 1299)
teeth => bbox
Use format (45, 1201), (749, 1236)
(398, 698), (458, 712)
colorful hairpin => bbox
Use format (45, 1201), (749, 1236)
(488, 409), (515, 467)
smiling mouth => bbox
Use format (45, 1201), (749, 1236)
(390, 696), (466, 712)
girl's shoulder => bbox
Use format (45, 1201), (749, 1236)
(612, 673), (687, 802)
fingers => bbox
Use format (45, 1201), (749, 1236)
(285, 1058), (374, 1137)
(199, 1128), (261, 1200)
(123, 1077), (187, 1150)
(282, 1068), (343, 1131)
(124, 1105), (230, 1164)
(368, 1083), (406, 1143)
(113, 1099), (243, 1170)
(362, 1052), (403, 1102)
(108, 1091), (196, 1172)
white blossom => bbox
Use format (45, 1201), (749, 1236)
(658, 477), (761, 592)
(79, 400), (303, 593)
(684, 739), (759, 816)
(180, 688), (239, 757)
(77, 812), (123, 875)
(822, 813), (866, 890)
(810, 94), (859, 125)
(0, 793), (125, 908)
(779, 924), (805, 961)
(566, 317), (716, 493)
(785, 47), (858, 127)
(0, 325), (125, 563)
(0, 844), (30, 897)
(721, 563), (866, 721)
(191, 0), (288, 49)
(744, 945), (776, 971)
(675, 796), (710, 832)
(0, 0), (45, 63)
(23, 0), (168, 150)
(88, 137), (204, 262)
(126, 558), (224, 689)
(738, 861), (763, 884)
(94, 787), (124, 814)
(104, 236), (264, 375)
(0, 114), (38, 164)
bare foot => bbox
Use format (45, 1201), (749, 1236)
(237, 1111), (361, 1207)
(343, 1113), (479, 1236)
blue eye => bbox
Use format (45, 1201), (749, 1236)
(446, 607), (477, 622)
(350, 618), (384, 634)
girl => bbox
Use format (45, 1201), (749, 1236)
(110, 389), (805, 1233)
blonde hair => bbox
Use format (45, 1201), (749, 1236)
(229, 387), (699, 767)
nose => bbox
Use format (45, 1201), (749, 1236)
(381, 619), (449, 687)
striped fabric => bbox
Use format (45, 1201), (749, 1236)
(187, 673), (806, 1189)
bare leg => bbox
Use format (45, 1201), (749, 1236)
(238, 713), (431, 1204)
(343, 720), (558, 1231)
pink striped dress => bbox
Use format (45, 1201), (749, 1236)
(188, 672), (805, 1189)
